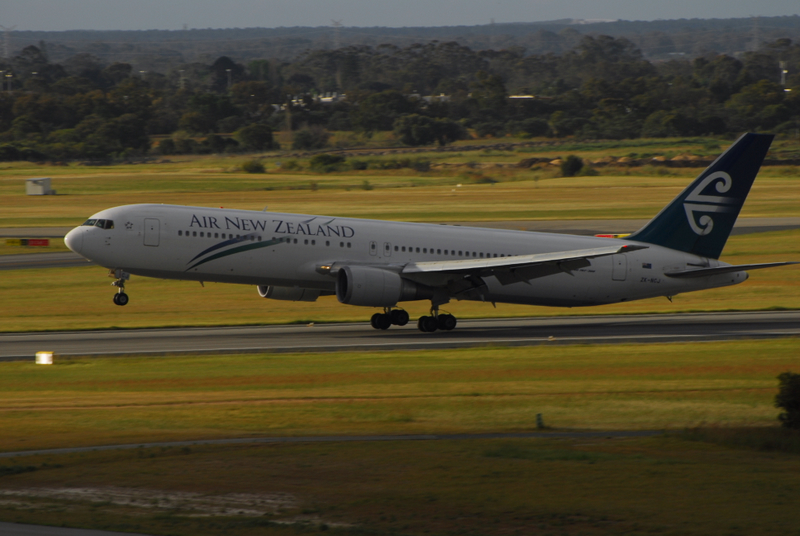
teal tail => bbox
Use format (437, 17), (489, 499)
(628, 133), (774, 259)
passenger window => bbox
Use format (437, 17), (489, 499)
(178, 230), (182, 236)
(304, 239), (309, 245)
(200, 232), (204, 237)
(437, 249), (441, 254)
(193, 231), (197, 237)
(326, 241), (330, 246)
(347, 243), (351, 248)
(340, 242), (344, 247)
(311, 240), (316, 245)
(394, 245), (398, 252)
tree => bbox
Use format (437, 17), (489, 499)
(234, 123), (277, 151)
(776, 372), (800, 429)
(393, 114), (467, 147)
(351, 90), (417, 132)
(292, 126), (330, 150)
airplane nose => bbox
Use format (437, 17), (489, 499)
(65, 228), (83, 253)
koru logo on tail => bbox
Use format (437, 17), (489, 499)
(683, 172), (736, 236)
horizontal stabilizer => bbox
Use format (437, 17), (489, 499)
(664, 262), (798, 278)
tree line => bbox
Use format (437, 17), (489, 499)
(1, 35), (799, 162)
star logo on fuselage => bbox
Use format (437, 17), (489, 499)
(125, 222), (133, 230)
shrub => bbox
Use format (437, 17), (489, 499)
(157, 139), (176, 155)
(292, 126), (330, 150)
(235, 124), (278, 151)
(776, 372), (800, 429)
(309, 153), (346, 173)
(560, 155), (584, 177)
(280, 160), (302, 171)
(241, 160), (266, 173)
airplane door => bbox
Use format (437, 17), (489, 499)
(144, 218), (160, 247)
(612, 254), (627, 281)
(369, 241), (377, 256)
(383, 242), (392, 257)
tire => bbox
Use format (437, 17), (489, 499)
(390, 309), (409, 326)
(372, 313), (391, 330)
(438, 314), (457, 331)
(418, 315), (438, 332)
(115, 292), (129, 306)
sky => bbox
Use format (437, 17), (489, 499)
(1, 0), (798, 31)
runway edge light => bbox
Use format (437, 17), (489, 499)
(35, 351), (54, 365)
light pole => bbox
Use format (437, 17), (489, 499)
(226, 68), (232, 91)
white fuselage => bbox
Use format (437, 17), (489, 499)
(65, 204), (746, 308)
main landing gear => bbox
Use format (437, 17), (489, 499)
(370, 308), (410, 330)
(109, 269), (130, 306)
(368, 307), (458, 333)
(417, 306), (457, 333)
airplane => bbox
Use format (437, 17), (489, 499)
(65, 133), (796, 332)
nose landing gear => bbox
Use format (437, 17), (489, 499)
(109, 269), (130, 306)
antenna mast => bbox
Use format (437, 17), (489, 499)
(331, 20), (342, 50)
(0, 25), (16, 59)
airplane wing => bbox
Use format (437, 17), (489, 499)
(400, 244), (646, 298)
(664, 262), (798, 278)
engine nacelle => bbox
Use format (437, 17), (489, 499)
(336, 265), (433, 307)
(257, 285), (320, 302)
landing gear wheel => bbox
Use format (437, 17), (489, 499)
(113, 292), (129, 306)
(370, 312), (391, 330)
(418, 315), (438, 333)
(437, 314), (457, 331)
(390, 309), (409, 326)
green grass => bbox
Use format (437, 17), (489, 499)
(1, 339), (798, 452)
(0, 339), (799, 535)
(2, 137), (800, 228)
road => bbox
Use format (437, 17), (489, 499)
(2, 311), (799, 360)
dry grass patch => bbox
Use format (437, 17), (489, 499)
(0, 434), (799, 535)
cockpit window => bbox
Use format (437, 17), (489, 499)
(81, 219), (113, 229)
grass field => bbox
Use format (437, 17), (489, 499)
(1, 137), (800, 228)
(0, 340), (799, 535)
(0, 340), (797, 451)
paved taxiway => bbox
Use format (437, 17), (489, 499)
(0, 522), (153, 536)
(2, 311), (799, 360)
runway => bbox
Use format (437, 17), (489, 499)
(2, 311), (799, 360)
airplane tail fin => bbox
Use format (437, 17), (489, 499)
(627, 133), (774, 259)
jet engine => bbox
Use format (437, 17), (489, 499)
(257, 285), (320, 302)
(336, 265), (433, 307)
